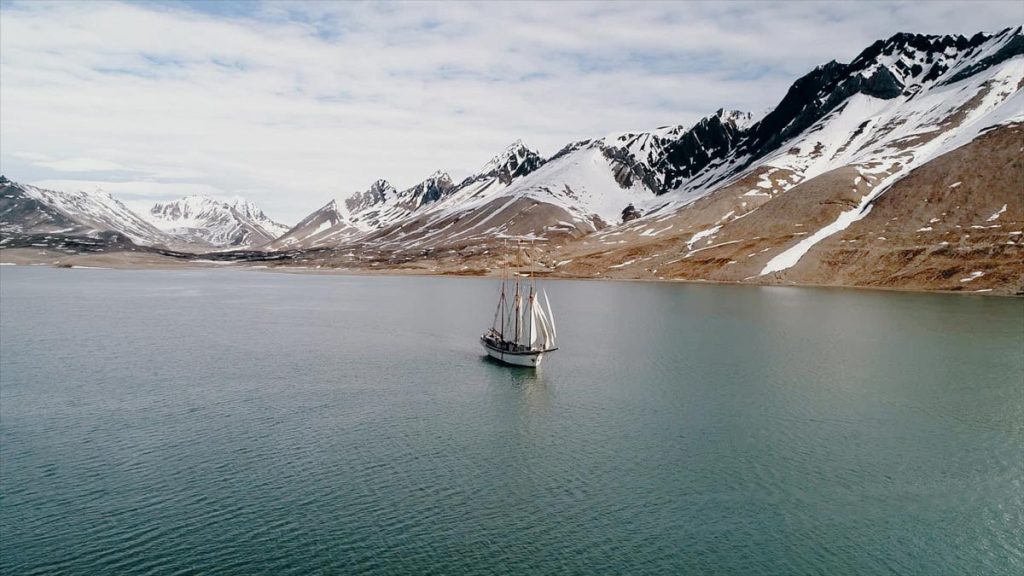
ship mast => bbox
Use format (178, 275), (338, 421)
(493, 240), (507, 339)
(513, 240), (522, 346)
(528, 239), (535, 349)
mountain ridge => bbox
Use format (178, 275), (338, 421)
(146, 195), (289, 248)
(2, 27), (1021, 294)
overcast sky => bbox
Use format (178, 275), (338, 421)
(1, 0), (1020, 222)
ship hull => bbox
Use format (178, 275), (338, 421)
(480, 338), (554, 367)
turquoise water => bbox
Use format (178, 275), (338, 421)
(1, 267), (1022, 575)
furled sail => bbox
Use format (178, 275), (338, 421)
(493, 279), (506, 336)
(513, 292), (523, 345)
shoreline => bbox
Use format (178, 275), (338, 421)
(1, 249), (1018, 298)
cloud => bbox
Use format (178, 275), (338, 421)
(29, 178), (235, 217)
(34, 157), (133, 172)
(29, 178), (231, 198)
(2, 0), (1020, 222)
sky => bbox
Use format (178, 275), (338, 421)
(1, 1), (1021, 223)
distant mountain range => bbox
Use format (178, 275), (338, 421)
(0, 179), (287, 251)
(2, 27), (1022, 294)
(146, 195), (289, 248)
(0, 178), (173, 247)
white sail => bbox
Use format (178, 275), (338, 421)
(480, 243), (558, 366)
(536, 303), (552, 349)
(529, 293), (540, 349)
(543, 290), (557, 340)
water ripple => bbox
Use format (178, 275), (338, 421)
(1, 269), (1022, 575)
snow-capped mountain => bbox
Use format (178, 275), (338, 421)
(343, 173), (459, 230)
(146, 195), (288, 248)
(3, 27), (1021, 293)
(478, 139), (547, 185)
(562, 26), (1024, 292)
(319, 107), (809, 252)
(662, 27), (1024, 193)
(485, 29), (1016, 233)
(411, 141), (546, 216)
(0, 176), (175, 247)
(271, 144), (544, 250)
(268, 197), (363, 251)
(273, 106), (798, 254)
(262, 26), (1021, 293)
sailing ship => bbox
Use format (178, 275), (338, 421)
(480, 244), (558, 367)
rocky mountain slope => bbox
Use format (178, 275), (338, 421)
(2, 27), (1021, 294)
(263, 27), (1022, 294)
(146, 195), (288, 248)
(0, 178), (288, 253)
(0, 176), (177, 249)
(549, 27), (1024, 293)
(268, 172), (459, 250)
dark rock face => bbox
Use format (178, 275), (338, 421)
(652, 27), (1020, 194)
(742, 28), (1016, 157)
(418, 179), (453, 205)
(651, 59), (860, 193)
(859, 66), (903, 99)
(490, 146), (545, 185)
(658, 113), (746, 192)
(737, 60), (855, 167)
(621, 204), (642, 223)
(346, 179), (395, 212)
(602, 145), (662, 192)
(458, 141), (547, 189)
(549, 140), (593, 163)
(943, 27), (1024, 85)
(1, 230), (138, 251)
(407, 173), (456, 208)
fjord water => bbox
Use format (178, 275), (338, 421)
(1, 268), (1021, 575)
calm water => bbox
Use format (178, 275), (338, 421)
(1, 267), (1022, 575)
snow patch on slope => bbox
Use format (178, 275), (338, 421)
(146, 195), (289, 247)
(761, 54), (1024, 276)
(17, 182), (171, 245)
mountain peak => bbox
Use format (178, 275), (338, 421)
(714, 109), (755, 130)
(846, 27), (1022, 87)
(227, 195), (251, 207)
(481, 140), (536, 172)
(479, 140), (545, 184)
(145, 194), (287, 247)
(406, 170), (457, 207)
(370, 179), (395, 195)
(85, 186), (113, 199)
(227, 196), (273, 222)
(342, 178), (398, 215)
(427, 169), (451, 182)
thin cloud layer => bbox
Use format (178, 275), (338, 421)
(1, 0), (1020, 222)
